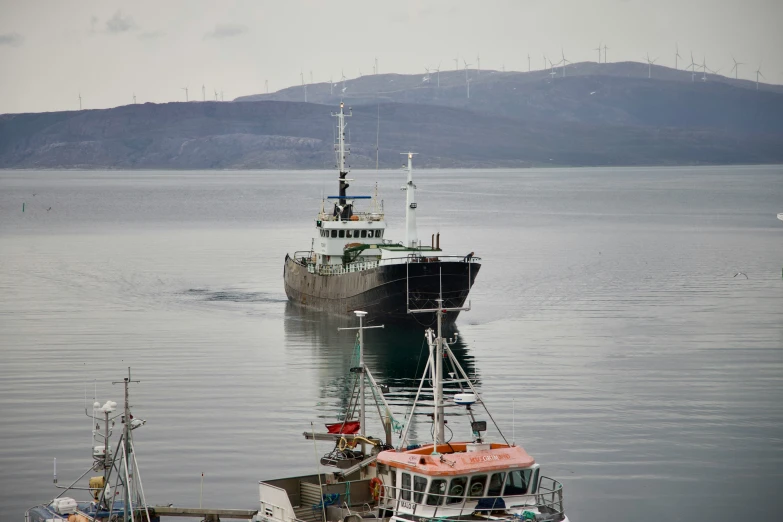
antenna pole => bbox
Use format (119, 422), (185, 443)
(375, 104), (380, 172)
(435, 303), (445, 448)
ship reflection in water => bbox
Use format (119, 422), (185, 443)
(283, 302), (479, 442)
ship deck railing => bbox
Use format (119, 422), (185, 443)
(375, 477), (564, 521)
(290, 253), (481, 277)
(318, 211), (385, 222)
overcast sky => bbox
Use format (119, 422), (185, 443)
(1, 0), (781, 114)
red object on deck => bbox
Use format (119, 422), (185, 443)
(325, 421), (360, 434)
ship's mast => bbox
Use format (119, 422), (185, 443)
(412, 297), (470, 451)
(402, 152), (419, 248)
(337, 311), (384, 456)
(332, 102), (352, 206)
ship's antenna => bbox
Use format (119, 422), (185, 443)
(375, 103), (380, 173)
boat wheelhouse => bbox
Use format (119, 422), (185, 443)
(284, 103), (480, 325)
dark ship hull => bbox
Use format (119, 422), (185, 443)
(284, 255), (481, 326)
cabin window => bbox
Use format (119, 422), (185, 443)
(376, 230), (383, 238)
(331, 230), (337, 238)
(529, 469), (538, 494)
(503, 469), (533, 496)
(401, 472), (411, 501)
(487, 472), (506, 497)
(468, 475), (487, 499)
(426, 479), (446, 506)
(413, 476), (427, 503)
(339, 230), (345, 238)
(446, 477), (467, 504)
(361, 230), (367, 238)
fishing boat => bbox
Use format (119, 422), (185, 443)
(283, 102), (481, 326)
(251, 306), (570, 522)
(25, 370), (157, 522)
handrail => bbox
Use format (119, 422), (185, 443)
(373, 479), (564, 519)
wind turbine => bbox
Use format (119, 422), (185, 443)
(675, 43), (682, 70)
(527, 53), (531, 72)
(310, 71), (313, 84)
(560, 49), (570, 77)
(603, 44), (609, 63)
(645, 53), (658, 78)
(423, 65), (431, 83)
(133, 93), (136, 104)
(329, 77), (333, 95)
(375, 57), (378, 75)
(220, 90), (224, 102)
(463, 58), (472, 83)
(730, 56), (744, 79)
(476, 53), (481, 76)
(454, 55), (459, 71)
(202, 84), (205, 102)
(300, 71), (307, 102)
(687, 52), (697, 82)
(755, 62), (764, 90)
(701, 55), (708, 81)
(78, 93), (82, 110)
(214, 88), (218, 101)
(594, 43), (602, 63)
(181, 87), (188, 102)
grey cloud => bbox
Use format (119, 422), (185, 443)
(105, 10), (136, 33)
(0, 32), (24, 47)
(203, 24), (248, 40)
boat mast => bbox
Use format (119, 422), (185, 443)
(113, 368), (139, 522)
(402, 152), (418, 248)
(332, 102), (352, 206)
(337, 311), (383, 456)
(412, 297), (470, 451)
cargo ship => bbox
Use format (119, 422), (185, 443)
(283, 102), (480, 326)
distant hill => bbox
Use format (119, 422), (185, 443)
(0, 61), (781, 169)
(236, 62), (783, 134)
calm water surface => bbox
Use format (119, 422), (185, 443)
(1, 167), (782, 522)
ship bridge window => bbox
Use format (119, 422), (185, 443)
(487, 472), (506, 497)
(426, 479), (446, 506)
(331, 230), (337, 238)
(446, 476), (467, 504)
(401, 472), (411, 501)
(376, 230), (383, 238)
(339, 230), (345, 238)
(503, 469), (533, 496)
(413, 476), (427, 503)
(468, 475), (487, 499)
(360, 230), (367, 238)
